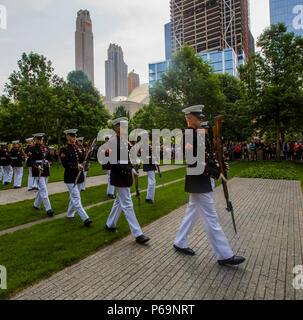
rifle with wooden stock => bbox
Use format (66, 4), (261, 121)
(212, 115), (237, 234)
(73, 138), (97, 188)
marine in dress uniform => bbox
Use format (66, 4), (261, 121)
(141, 144), (157, 204)
(173, 105), (245, 266)
(0, 142), (12, 185)
(25, 138), (38, 191)
(28, 133), (54, 217)
(59, 129), (92, 227)
(104, 117), (150, 244)
(102, 136), (115, 199)
(9, 140), (25, 188)
(76, 137), (88, 192)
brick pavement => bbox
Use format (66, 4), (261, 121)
(11, 178), (303, 300)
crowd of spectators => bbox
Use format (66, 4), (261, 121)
(223, 141), (303, 162)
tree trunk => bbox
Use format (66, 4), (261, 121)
(276, 118), (281, 162)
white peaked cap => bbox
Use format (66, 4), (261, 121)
(182, 105), (205, 117)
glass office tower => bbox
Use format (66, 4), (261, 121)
(165, 23), (172, 60)
(270, 0), (303, 36)
(148, 48), (242, 88)
(148, 61), (170, 88)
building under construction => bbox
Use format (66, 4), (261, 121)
(170, 0), (254, 60)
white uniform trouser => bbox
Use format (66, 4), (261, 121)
(28, 167), (38, 190)
(13, 167), (23, 187)
(106, 170), (115, 195)
(66, 183), (89, 222)
(174, 179), (234, 261)
(106, 187), (143, 238)
(0, 166), (3, 181)
(80, 171), (87, 191)
(8, 165), (13, 183)
(146, 171), (156, 201)
(34, 177), (52, 211)
(2, 166), (11, 184)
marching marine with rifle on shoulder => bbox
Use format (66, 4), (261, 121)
(103, 117), (150, 244)
(101, 136), (116, 199)
(59, 129), (93, 227)
(76, 137), (88, 192)
(27, 133), (54, 217)
(138, 143), (161, 205)
(25, 137), (38, 191)
(173, 105), (245, 267)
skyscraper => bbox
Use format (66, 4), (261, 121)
(75, 10), (94, 86)
(165, 23), (172, 60)
(105, 44), (128, 101)
(128, 70), (140, 96)
(170, 0), (254, 60)
(270, 0), (303, 37)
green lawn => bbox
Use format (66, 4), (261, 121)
(226, 160), (303, 191)
(0, 167), (187, 232)
(0, 162), (106, 191)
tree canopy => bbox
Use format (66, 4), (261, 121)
(240, 23), (303, 158)
(0, 53), (110, 147)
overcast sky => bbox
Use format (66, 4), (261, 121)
(0, 0), (270, 96)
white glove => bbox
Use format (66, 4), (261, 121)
(218, 173), (227, 183)
(132, 168), (139, 177)
(78, 164), (84, 171)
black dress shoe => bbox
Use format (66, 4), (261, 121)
(33, 206), (40, 211)
(4, 182), (10, 185)
(107, 194), (116, 199)
(14, 186), (21, 189)
(218, 255), (246, 266)
(136, 235), (150, 244)
(174, 245), (195, 256)
(84, 219), (93, 227)
(46, 210), (54, 217)
(105, 224), (118, 232)
(28, 188), (34, 191)
(145, 199), (154, 204)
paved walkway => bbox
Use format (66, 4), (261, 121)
(0, 165), (182, 205)
(11, 178), (303, 300)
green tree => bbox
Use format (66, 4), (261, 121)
(217, 73), (254, 142)
(129, 104), (159, 132)
(240, 23), (303, 160)
(150, 45), (225, 130)
(112, 105), (130, 120)
(0, 52), (58, 141)
(0, 55), (110, 146)
(66, 70), (110, 142)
